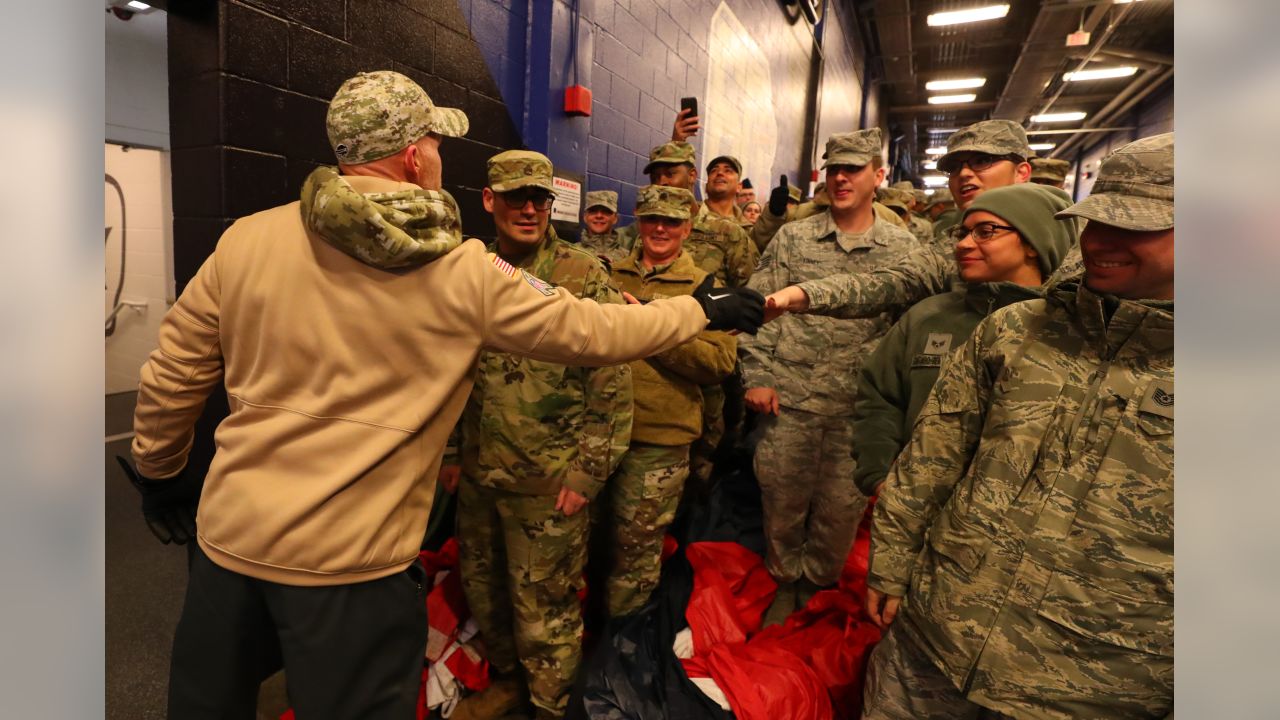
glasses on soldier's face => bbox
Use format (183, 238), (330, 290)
(948, 222), (1018, 244)
(498, 189), (555, 211)
(941, 153), (1019, 176)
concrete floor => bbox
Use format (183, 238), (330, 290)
(104, 393), (289, 719)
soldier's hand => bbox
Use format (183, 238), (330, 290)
(621, 291), (642, 305)
(744, 387), (781, 416)
(117, 455), (200, 545)
(691, 275), (765, 334)
(866, 586), (902, 630)
(556, 486), (588, 516)
(672, 108), (700, 141)
(763, 286), (810, 322)
(768, 174), (790, 216)
(438, 464), (461, 494)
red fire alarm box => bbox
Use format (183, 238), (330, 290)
(564, 85), (592, 117)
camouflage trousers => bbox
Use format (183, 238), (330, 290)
(457, 479), (587, 717)
(604, 442), (689, 616)
(689, 384), (725, 487)
(753, 408), (867, 585)
(863, 624), (1014, 720)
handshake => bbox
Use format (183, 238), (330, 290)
(671, 276), (812, 333)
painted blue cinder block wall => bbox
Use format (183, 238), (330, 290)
(456, 0), (870, 225)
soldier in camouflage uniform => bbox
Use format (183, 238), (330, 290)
(862, 133), (1175, 719)
(604, 185), (738, 616)
(880, 187), (933, 246)
(578, 189), (631, 262)
(701, 154), (751, 228)
(645, 141), (759, 486)
(1029, 156), (1072, 189)
(935, 119), (1034, 239)
(924, 188), (960, 243)
(753, 176), (907, 254)
(740, 129), (917, 624)
(447, 151), (633, 720)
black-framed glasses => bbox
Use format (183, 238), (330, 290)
(941, 153), (1020, 176)
(948, 222), (1018, 244)
(498, 188), (555, 211)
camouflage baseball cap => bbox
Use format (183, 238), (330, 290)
(584, 190), (618, 213)
(912, 189), (928, 205)
(487, 150), (555, 193)
(937, 120), (1032, 173)
(1056, 132), (1173, 231)
(1029, 157), (1072, 184)
(923, 188), (955, 210)
(326, 70), (469, 164)
(706, 155), (743, 174)
(635, 184), (694, 220)
(643, 141), (697, 174)
(891, 180), (915, 192)
(821, 128), (882, 169)
(879, 187), (913, 212)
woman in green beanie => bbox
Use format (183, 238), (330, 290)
(850, 183), (1078, 497)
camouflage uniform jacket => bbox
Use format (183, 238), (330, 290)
(851, 281), (1040, 496)
(577, 229), (631, 264)
(906, 213), (934, 247)
(614, 222), (639, 257)
(685, 206), (759, 288)
(931, 207), (961, 239)
(452, 229), (633, 500)
(798, 244), (956, 320)
(870, 281), (1174, 718)
(740, 212), (916, 416)
(610, 251), (737, 446)
(752, 200), (906, 254)
(699, 200), (747, 228)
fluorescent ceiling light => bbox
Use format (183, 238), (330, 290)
(1030, 111), (1087, 123)
(928, 93), (978, 105)
(928, 127), (959, 134)
(925, 78), (987, 91)
(126, 0), (151, 9)
(927, 4), (1010, 27)
(925, 147), (948, 155)
(923, 161), (938, 170)
(923, 188), (936, 195)
(1028, 143), (1056, 151)
(923, 175), (949, 187)
(1064, 66), (1138, 82)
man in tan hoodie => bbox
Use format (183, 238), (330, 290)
(126, 70), (764, 719)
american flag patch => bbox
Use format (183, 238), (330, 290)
(521, 270), (557, 297)
(489, 252), (518, 278)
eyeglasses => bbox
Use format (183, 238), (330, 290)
(941, 154), (1019, 176)
(498, 189), (555, 211)
(947, 222), (1018, 244)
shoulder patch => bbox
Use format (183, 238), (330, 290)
(521, 269), (557, 297)
(923, 332), (953, 355)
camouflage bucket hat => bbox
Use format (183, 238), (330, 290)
(706, 155), (743, 174)
(1056, 132), (1173, 231)
(642, 141), (697, 174)
(923, 188), (954, 210)
(584, 189), (618, 213)
(327, 71), (470, 164)
(487, 150), (556, 193)
(822, 127), (882, 169)
(635, 184), (695, 220)
(879, 187), (912, 212)
(1029, 157), (1072, 183)
(937, 119), (1032, 173)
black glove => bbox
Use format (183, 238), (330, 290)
(768, 174), (790, 216)
(116, 455), (200, 545)
(691, 275), (765, 335)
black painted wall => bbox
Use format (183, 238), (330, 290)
(167, 0), (522, 290)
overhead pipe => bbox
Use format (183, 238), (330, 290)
(1050, 65), (1172, 159)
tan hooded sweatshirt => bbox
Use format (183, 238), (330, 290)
(132, 170), (707, 586)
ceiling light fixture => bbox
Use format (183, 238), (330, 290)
(928, 127), (959, 134)
(126, 0), (151, 9)
(927, 4), (1010, 27)
(1028, 143), (1057, 151)
(925, 78), (987, 91)
(1063, 66), (1138, 82)
(929, 93), (978, 105)
(1030, 111), (1087, 123)
(923, 175), (949, 187)
(925, 147), (948, 155)
(923, 161), (938, 170)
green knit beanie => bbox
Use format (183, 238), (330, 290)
(963, 184), (1076, 277)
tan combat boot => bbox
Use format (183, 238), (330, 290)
(450, 674), (530, 720)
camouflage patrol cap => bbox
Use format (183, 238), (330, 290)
(635, 184), (695, 220)
(880, 188), (913, 212)
(1029, 157), (1072, 184)
(1056, 132), (1173, 231)
(923, 188), (955, 210)
(487, 150), (555, 193)
(643, 141), (697, 174)
(912, 189), (928, 205)
(326, 70), (469, 165)
(706, 155), (743, 174)
(584, 190), (618, 213)
(891, 180), (915, 192)
(937, 120), (1032, 173)
(821, 128), (882, 169)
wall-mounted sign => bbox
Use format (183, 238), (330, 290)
(551, 175), (581, 224)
